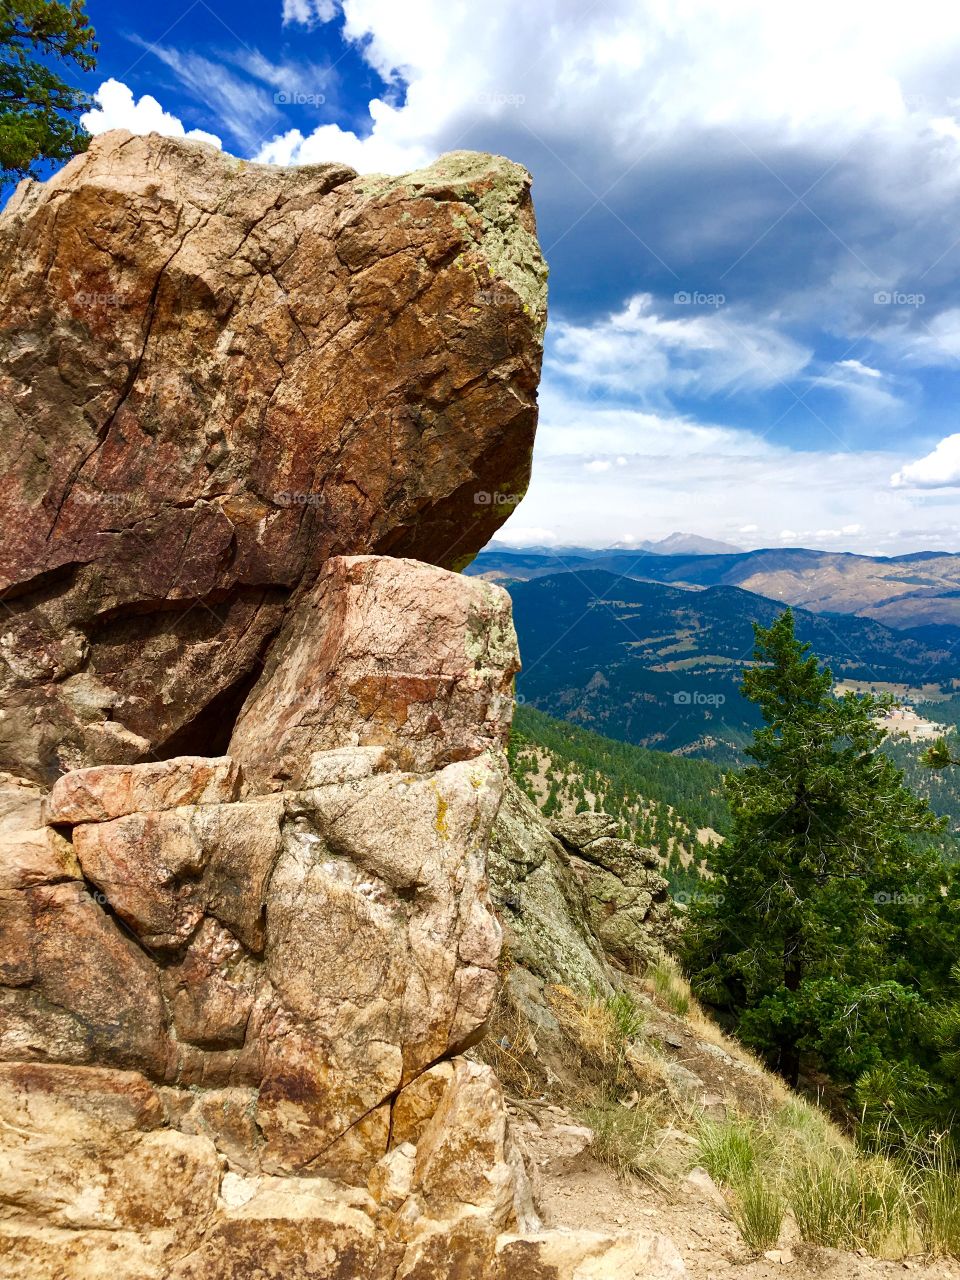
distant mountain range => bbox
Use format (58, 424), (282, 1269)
(503, 570), (960, 761)
(466, 542), (960, 633)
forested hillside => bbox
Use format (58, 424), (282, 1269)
(508, 572), (956, 758)
(509, 703), (728, 896)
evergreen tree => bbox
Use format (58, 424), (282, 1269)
(683, 610), (946, 1088)
(1, 0), (96, 183)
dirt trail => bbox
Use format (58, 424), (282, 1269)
(513, 1103), (959, 1280)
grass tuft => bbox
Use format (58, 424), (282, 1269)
(788, 1152), (912, 1257)
(730, 1174), (785, 1252)
(697, 1117), (762, 1187)
(648, 956), (691, 1017)
(913, 1138), (960, 1257)
(581, 1095), (662, 1181)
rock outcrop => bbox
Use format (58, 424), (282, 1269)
(488, 780), (614, 1005)
(0, 130), (546, 783)
(0, 137), (687, 1278)
(549, 811), (677, 967)
(488, 786), (677, 1021)
(229, 555), (519, 788)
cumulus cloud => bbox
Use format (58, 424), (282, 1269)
(891, 434), (960, 487)
(547, 293), (811, 402)
(260, 0), (960, 175)
(80, 79), (222, 148)
(257, 101), (432, 173)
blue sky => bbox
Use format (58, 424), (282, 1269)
(43, 1), (960, 552)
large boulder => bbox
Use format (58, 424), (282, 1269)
(0, 131), (546, 782)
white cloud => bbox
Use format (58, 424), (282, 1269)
(258, 101), (432, 172)
(257, 0), (960, 178)
(891, 433), (960, 487)
(547, 293), (811, 401)
(584, 459), (612, 472)
(80, 79), (222, 148)
(130, 45), (279, 151)
(282, 0), (337, 25)
(493, 379), (937, 554)
(491, 526), (557, 547)
(812, 524), (864, 538)
(837, 359), (883, 379)
(806, 357), (905, 413)
(879, 308), (960, 366)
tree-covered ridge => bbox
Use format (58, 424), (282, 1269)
(508, 702), (728, 896)
(883, 739), (960, 859)
(507, 571), (957, 758)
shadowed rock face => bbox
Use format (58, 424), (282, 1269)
(0, 131), (546, 782)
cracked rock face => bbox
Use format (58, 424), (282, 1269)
(0, 130), (546, 783)
(3, 750), (507, 1184)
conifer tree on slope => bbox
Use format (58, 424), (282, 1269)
(684, 609), (946, 1089)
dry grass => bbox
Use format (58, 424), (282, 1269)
(788, 1151), (915, 1257)
(547, 983), (643, 1093)
(694, 1107), (960, 1259)
(581, 1094), (666, 1182)
(473, 982), (549, 1100)
(647, 957), (691, 1017)
(639, 953), (788, 1098)
(479, 966), (960, 1261)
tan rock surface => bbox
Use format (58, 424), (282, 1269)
(229, 555), (519, 788)
(3, 752), (507, 1176)
(46, 755), (243, 824)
